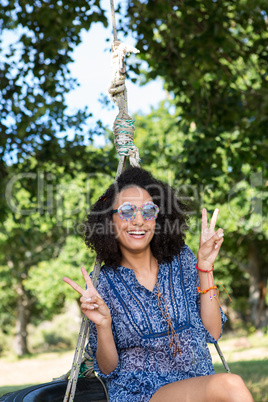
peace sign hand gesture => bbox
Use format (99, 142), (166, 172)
(63, 267), (112, 328)
(197, 208), (224, 270)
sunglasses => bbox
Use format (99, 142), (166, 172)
(112, 201), (159, 221)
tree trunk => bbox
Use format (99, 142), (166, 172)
(247, 242), (263, 327)
(13, 282), (30, 356)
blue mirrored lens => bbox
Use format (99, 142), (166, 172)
(143, 204), (157, 217)
(121, 205), (135, 218)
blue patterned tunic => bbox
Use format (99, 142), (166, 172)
(86, 245), (227, 401)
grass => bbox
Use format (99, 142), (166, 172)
(214, 360), (268, 402)
(1, 360), (267, 400)
(0, 385), (36, 398)
(0, 332), (267, 399)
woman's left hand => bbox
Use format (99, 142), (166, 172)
(197, 208), (224, 270)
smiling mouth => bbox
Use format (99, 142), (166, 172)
(127, 230), (146, 237)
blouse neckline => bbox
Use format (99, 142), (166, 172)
(117, 263), (164, 294)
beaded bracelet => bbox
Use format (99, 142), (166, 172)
(197, 285), (217, 294)
(196, 264), (215, 300)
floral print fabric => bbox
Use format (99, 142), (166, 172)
(86, 245), (227, 401)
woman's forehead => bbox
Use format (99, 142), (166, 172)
(115, 186), (152, 205)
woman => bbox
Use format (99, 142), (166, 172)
(63, 167), (253, 401)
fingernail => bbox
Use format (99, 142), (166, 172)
(85, 297), (91, 301)
(93, 304), (99, 308)
(215, 244), (218, 249)
(218, 233), (224, 237)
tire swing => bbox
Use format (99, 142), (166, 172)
(0, 1), (230, 401)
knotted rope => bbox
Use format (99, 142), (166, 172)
(63, 3), (141, 400)
(108, 40), (140, 167)
(63, 260), (101, 402)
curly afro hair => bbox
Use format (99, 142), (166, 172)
(84, 167), (190, 268)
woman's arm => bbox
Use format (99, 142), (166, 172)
(197, 265), (222, 339)
(63, 267), (119, 374)
(95, 320), (119, 375)
(197, 208), (224, 340)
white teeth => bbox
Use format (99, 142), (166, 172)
(128, 231), (145, 235)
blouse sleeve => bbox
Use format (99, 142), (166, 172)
(185, 245), (227, 344)
(85, 270), (121, 379)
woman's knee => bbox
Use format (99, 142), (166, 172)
(209, 373), (253, 402)
(224, 373), (246, 391)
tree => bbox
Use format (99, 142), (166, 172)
(0, 144), (116, 355)
(1, 0), (268, 357)
(0, 0), (108, 221)
(0, 0), (107, 161)
(120, 0), (268, 185)
(122, 0), (268, 179)
(0, 0), (115, 355)
(133, 100), (268, 328)
(118, 0), (268, 327)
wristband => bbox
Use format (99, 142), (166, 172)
(195, 264), (214, 273)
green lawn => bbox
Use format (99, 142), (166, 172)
(1, 361), (267, 400)
(0, 384), (36, 398)
(0, 334), (267, 401)
(214, 360), (268, 402)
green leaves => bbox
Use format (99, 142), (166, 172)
(0, 148), (115, 337)
(123, 0), (268, 177)
(1, 0), (268, 350)
(131, 97), (268, 325)
(0, 0), (108, 161)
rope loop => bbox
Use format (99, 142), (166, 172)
(109, 40), (140, 167)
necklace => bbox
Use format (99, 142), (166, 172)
(156, 281), (182, 356)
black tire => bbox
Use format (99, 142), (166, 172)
(0, 378), (107, 402)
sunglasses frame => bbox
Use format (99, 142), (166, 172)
(112, 201), (159, 221)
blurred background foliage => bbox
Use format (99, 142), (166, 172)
(0, 0), (267, 357)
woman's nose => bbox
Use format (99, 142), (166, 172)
(133, 210), (144, 225)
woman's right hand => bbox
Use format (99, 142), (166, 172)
(63, 267), (112, 328)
